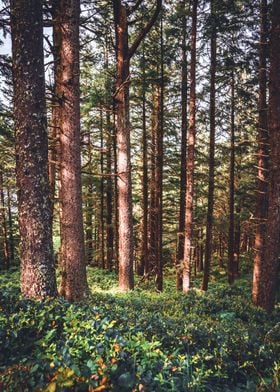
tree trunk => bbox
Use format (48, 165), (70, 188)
(57, 0), (88, 301)
(176, 2), (188, 290)
(106, 108), (114, 272)
(252, 0), (269, 305)
(182, 0), (198, 292)
(138, 45), (148, 277)
(11, 0), (57, 298)
(254, 0), (280, 312)
(113, 2), (134, 290)
(7, 186), (15, 264)
(202, 0), (217, 291)
(85, 132), (94, 265)
(228, 68), (235, 285)
(100, 109), (105, 269)
(113, 106), (119, 271)
(0, 173), (9, 269)
(48, 0), (61, 229)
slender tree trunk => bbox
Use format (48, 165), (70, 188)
(252, 0), (269, 305)
(11, 0), (57, 298)
(48, 0), (60, 229)
(100, 109), (105, 269)
(176, 2), (188, 290)
(85, 132), (93, 265)
(234, 196), (241, 277)
(228, 68), (235, 285)
(182, 0), (198, 292)
(7, 187), (15, 264)
(106, 109), (114, 271)
(148, 101), (156, 274)
(113, 107), (119, 271)
(57, 0), (88, 301)
(113, 2), (134, 290)
(254, 0), (280, 312)
(113, 0), (161, 289)
(202, 1), (217, 291)
(0, 173), (9, 269)
(139, 46), (148, 276)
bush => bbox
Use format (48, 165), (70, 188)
(0, 268), (279, 391)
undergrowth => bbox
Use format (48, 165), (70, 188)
(0, 266), (279, 391)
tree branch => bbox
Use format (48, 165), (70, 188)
(128, 0), (144, 16)
(128, 0), (162, 59)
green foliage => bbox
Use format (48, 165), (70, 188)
(0, 268), (279, 391)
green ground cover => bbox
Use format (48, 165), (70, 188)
(0, 266), (279, 391)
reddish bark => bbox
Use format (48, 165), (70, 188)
(139, 46), (148, 276)
(113, 0), (161, 290)
(254, 0), (280, 312)
(57, 0), (88, 301)
(252, 0), (269, 305)
(202, 1), (217, 291)
(182, 0), (198, 292)
(176, 2), (188, 290)
(228, 69), (235, 285)
(100, 109), (105, 269)
(11, 0), (57, 298)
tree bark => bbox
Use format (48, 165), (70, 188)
(100, 109), (105, 269)
(139, 45), (149, 276)
(57, 0), (88, 301)
(182, 0), (198, 292)
(252, 0), (269, 305)
(11, 0), (57, 298)
(254, 0), (280, 312)
(113, 0), (161, 290)
(7, 186), (15, 264)
(202, 0), (217, 291)
(228, 68), (235, 285)
(113, 2), (134, 290)
(176, 1), (188, 290)
(0, 173), (9, 269)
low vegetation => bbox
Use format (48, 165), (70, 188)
(0, 266), (279, 391)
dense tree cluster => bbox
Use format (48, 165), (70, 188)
(0, 0), (279, 312)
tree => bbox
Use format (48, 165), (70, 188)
(182, 0), (198, 292)
(112, 0), (161, 291)
(253, 0), (280, 312)
(252, 0), (269, 306)
(176, 0), (188, 290)
(57, 0), (88, 301)
(202, 0), (217, 291)
(10, 0), (57, 298)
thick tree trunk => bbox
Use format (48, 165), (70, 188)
(57, 0), (88, 301)
(254, 0), (280, 312)
(252, 0), (269, 305)
(228, 69), (235, 285)
(11, 0), (57, 298)
(202, 1), (217, 291)
(176, 3), (188, 290)
(182, 0), (198, 292)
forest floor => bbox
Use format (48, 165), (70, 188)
(0, 261), (279, 391)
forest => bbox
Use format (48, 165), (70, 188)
(0, 0), (279, 390)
